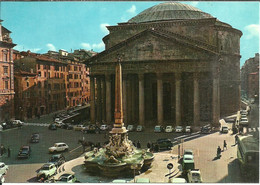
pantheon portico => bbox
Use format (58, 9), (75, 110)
(85, 2), (242, 127)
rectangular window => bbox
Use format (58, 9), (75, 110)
(44, 65), (47, 69)
(3, 66), (8, 75)
(38, 72), (41, 77)
(3, 53), (8, 62)
(44, 72), (46, 77)
(55, 65), (59, 71)
(4, 81), (8, 89)
(60, 73), (63, 78)
(74, 66), (77, 71)
(38, 64), (41, 70)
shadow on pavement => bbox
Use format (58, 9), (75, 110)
(27, 176), (38, 183)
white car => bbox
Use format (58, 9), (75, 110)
(12, 120), (24, 125)
(165, 126), (173, 133)
(57, 173), (77, 183)
(0, 162), (8, 175)
(37, 163), (57, 179)
(100, 125), (108, 131)
(240, 118), (249, 126)
(185, 126), (191, 133)
(175, 126), (183, 133)
(49, 143), (69, 153)
(55, 120), (64, 128)
(221, 126), (229, 133)
(187, 169), (203, 183)
(73, 125), (85, 131)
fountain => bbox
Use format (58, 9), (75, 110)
(84, 54), (154, 177)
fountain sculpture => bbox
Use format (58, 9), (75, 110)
(84, 55), (154, 177)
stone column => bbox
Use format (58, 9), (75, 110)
(97, 77), (102, 123)
(175, 72), (181, 126)
(123, 75), (127, 124)
(157, 73), (163, 125)
(105, 74), (111, 124)
(139, 73), (145, 125)
(90, 76), (96, 124)
(101, 77), (106, 123)
(193, 73), (200, 125)
(212, 70), (220, 126)
(127, 76), (132, 123)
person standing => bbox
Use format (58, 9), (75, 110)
(7, 147), (10, 157)
(223, 140), (227, 150)
(137, 141), (141, 149)
(147, 141), (151, 149)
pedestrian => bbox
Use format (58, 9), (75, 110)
(151, 143), (154, 152)
(217, 146), (221, 158)
(137, 141), (141, 149)
(0, 144), (4, 156)
(234, 135), (238, 145)
(7, 147), (10, 157)
(147, 141), (151, 149)
(223, 140), (227, 150)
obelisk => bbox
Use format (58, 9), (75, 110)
(110, 55), (127, 134)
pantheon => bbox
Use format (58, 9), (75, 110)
(86, 2), (242, 127)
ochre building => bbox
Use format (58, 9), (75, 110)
(0, 20), (16, 122)
(86, 2), (242, 127)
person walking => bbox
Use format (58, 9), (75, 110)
(137, 141), (141, 149)
(147, 141), (151, 149)
(7, 147), (10, 157)
(0, 144), (4, 156)
(223, 140), (227, 150)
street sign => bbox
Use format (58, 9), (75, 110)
(167, 163), (173, 170)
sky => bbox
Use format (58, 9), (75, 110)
(0, 1), (259, 67)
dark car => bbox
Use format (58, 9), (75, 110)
(61, 123), (73, 130)
(48, 124), (57, 130)
(18, 145), (31, 159)
(154, 125), (164, 133)
(82, 124), (100, 134)
(156, 138), (173, 150)
(48, 154), (65, 167)
(30, 133), (40, 143)
(201, 126), (211, 134)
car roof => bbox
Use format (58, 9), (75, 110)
(183, 154), (194, 159)
(60, 173), (73, 177)
(55, 142), (66, 145)
(0, 162), (5, 166)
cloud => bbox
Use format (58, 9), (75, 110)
(127, 5), (136, 14)
(245, 24), (260, 39)
(81, 42), (105, 51)
(14, 45), (41, 53)
(46, 43), (56, 51)
(190, 2), (199, 7)
(100, 23), (110, 34)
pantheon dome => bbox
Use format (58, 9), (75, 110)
(128, 2), (213, 23)
(87, 2), (242, 128)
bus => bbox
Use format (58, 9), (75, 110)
(237, 135), (259, 180)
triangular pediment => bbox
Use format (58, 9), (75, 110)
(88, 29), (217, 64)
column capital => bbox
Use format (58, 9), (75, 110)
(138, 73), (144, 81)
(156, 72), (163, 79)
(193, 72), (200, 80)
(175, 72), (181, 81)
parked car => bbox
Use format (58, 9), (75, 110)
(127, 125), (135, 132)
(165, 126), (173, 133)
(37, 163), (57, 179)
(182, 154), (195, 174)
(240, 118), (249, 126)
(185, 126), (192, 133)
(156, 138), (173, 150)
(100, 125), (108, 131)
(112, 179), (128, 183)
(201, 126), (211, 134)
(136, 178), (150, 183)
(74, 125), (86, 131)
(154, 125), (164, 133)
(18, 145), (31, 159)
(187, 169), (203, 183)
(61, 123), (73, 130)
(184, 149), (194, 156)
(30, 133), (40, 143)
(49, 143), (69, 153)
(136, 125), (144, 132)
(48, 124), (57, 130)
(0, 174), (5, 183)
(169, 178), (187, 183)
(12, 120), (24, 126)
(48, 154), (65, 167)
(221, 126), (229, 133)
(0, 162), (8, 175)
(175, 126), (183, 133)
(82, 124), (100, 133)
(55, 120), (64, 128)
(57, 173), (77, 183)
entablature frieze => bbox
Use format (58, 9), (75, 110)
(90, 61), (211, 75)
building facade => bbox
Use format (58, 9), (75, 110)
(241, 53), (259, 100)
(0, 20), (16, 122)
(14, 51), (68, 120)
(87, 2), (242, 127)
